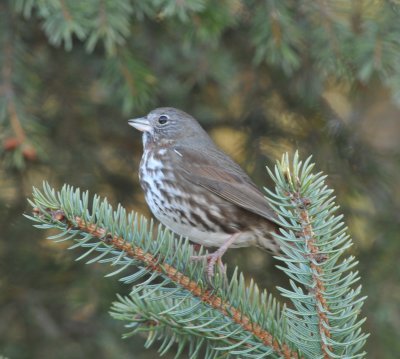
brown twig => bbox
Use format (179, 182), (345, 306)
(35, 207), (300, 359)
(373, 37), (382, 69)
(316, 0), (340, 57)
(1, 20), (26, 144)
(270, 8), (282, 46)
(99, 0), (108, 29)
(291, 189), (333, 358)
(119, 62), (137, 96)
(59, 0), (72, 22)
(300, 209), (332, 358)
(7, 96), (26, 143)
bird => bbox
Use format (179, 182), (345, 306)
(128, 107), (279, 277)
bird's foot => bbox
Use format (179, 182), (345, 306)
(190, 233), (240, 279)
(191, 251), (226, 278)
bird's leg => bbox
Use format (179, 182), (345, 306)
(191, 233), (240, 278)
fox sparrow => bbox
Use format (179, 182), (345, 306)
(129, 108), (279, 277)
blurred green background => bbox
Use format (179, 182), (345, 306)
(1, 1), (399, 358)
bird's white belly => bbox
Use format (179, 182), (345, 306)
(154, 207), (256, 248)
(140, 151), (255, 248)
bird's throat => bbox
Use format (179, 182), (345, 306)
(142, 132), (153, 149)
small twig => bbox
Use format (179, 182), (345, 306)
(269, 8), (282, 46)
(119, 61), (137, 96)
(373, 37), (382, 69)
(59, 0), (72, 22)
(7, 97), (26, 143)
(99, 0), (108, 29)
(291, 190), (333, 358)
(316, 0), (340, 57)
(1, 20), (26, 143)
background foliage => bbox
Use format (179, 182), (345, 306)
(0, 0), (399, 358)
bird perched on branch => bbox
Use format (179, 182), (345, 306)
(129, 107), (279, 277)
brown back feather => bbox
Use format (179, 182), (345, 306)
(172, 145), (278, 224)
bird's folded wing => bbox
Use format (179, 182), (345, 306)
(173, 146), (278, 223)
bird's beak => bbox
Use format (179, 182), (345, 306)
(128, 117), (152, 132)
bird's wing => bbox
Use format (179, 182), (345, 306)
(172, 145), (278, 223)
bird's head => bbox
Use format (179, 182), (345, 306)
(129, 107), (211, 148)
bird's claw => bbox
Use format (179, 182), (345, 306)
(190, 233), (239, 280)
(191, 252), (226, 279)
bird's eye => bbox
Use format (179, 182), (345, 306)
(158, 115), (169, 125)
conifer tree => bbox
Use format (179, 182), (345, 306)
(1, 1), (399, 357)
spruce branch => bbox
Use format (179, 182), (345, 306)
(85, 0), (133, 55)
(26, 183), (299, 359)
(265, 152), (368, 358)
(37, 1), (87, 51)
(102, 50), (155, 113)
(25, 153), (368, 358)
